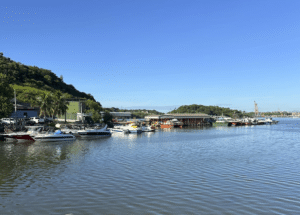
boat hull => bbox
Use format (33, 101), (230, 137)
(34, 134), (76, 142)
(9, 134), (35, 141)
(160, 124), (173, 129)
(78, 131), (112, 137)
(127, 130), (142, 134)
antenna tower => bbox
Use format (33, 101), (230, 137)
(254, 101), (259, 117)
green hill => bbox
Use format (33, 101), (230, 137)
(103, 107), (164, 118)
(0, 53), (96, 105)
(169, 104), (252, 118)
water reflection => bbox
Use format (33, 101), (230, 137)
(1, 119), (300, 214)
(0, 139), (97, 196)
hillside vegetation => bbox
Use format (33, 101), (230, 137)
(103, 107), (164, 118)
(0, 53), (95, 104)
(169, 104), (252, 118)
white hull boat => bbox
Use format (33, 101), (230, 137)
(2, 126), (45, 142)
(142, 126), (155, 132)
(34, 130), (76, 142)
(60, 128), (81, 137)
(77, 125), (112, 137)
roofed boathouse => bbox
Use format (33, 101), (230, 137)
(145, 113), (212, 127)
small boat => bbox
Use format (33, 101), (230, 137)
(249, 118), (258, 125)
(213, 117), (230, 127)
(77, 125), (112, 137)
(160, 119), (183, 129)
(2, 126), (45, 142)
(142, 125), (155, 132)
(241, 118), (252, 126)
(60, 125), (83, 137)
(120, 124), (142, 133)
(110, 125), (129, 133)
(264, 117), (279, 125)
(34, 130), (76, 142)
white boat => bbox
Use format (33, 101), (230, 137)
(264, 117), (279, 125)
(77, 125), (112, 137)
(60, 125), (84, 137)
(120, 124), (142, 134)
(34, 130), (76, 142)
(249, 118), (258, 125)
(3, 126), (45, 142)
(142, 125), (155, 132)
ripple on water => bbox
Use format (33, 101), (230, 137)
(1, 120), (300, 214)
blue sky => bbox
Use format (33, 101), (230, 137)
(1, 0), (300, 113)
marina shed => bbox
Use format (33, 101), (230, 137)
(145, 113), (212, 126)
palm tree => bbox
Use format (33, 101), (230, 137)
(51, 91), (69, 120)
(36, 92), (53, 117)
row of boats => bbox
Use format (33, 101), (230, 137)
(213, 117), (279, 127)
(0, 124), (155, 142)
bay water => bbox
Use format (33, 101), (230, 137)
(1, 118), (300, 214)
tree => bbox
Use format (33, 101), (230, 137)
(44, 75), (52, 83)
(36, 92), (53, 117)
(50, 91), (69, 119)
(0, 74), (14, 118)
(102, 111), (113, 128)
(85, 99), (102, 123)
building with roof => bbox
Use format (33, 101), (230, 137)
(57, 99), (87, 121)
(9, 99), (39, 118)
(145, 113), (212, 126)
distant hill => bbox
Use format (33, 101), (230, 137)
(168, 104), (252, 118)
(0, 53), (96, 103)
(103, 107), (165, 118)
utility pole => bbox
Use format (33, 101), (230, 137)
(14, 89), (17, 128)
(14, 89), (17, 113)
(81, 100), (84, 124)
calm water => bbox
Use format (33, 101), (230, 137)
(1, 118), (300, 214)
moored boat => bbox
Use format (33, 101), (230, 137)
(142, 125), (155, 132)
(213, 117), (230, 127)
(34, 130), (76, 142)
(264, 117), (279, 125)
(121, 124), (142, 133)
(2, 126), (45, 142)
(77, 125), (112, 137)
(160, 119), (183, 129)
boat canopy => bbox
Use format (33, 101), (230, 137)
(54, 130), (62, 135)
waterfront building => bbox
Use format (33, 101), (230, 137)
(145, 113), (212, 127)
(9, 100), (39, 118)
(57, 99), (87, 122)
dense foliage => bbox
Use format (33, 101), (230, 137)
(169, 104), (252, 118)
(102, 112), (113, 128)
(261, 112), (291, 116)
(0, 53), (95, 102)
(85, 99), (103, 123)
(0, 74), (14, 118)
(36, 91), (70, 118)
(103, 107), (164, 118)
